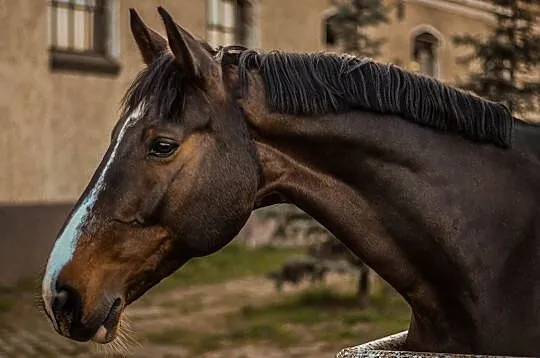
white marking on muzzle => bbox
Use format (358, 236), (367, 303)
(42, 104), (146, 328)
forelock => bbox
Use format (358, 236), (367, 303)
(121, 53), (187, 122)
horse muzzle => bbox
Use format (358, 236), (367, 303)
(45, 282), (124, 343)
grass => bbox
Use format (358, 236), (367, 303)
(159, 295), (206, 313)
(0, 277), (41, 318)
(236, 287), (410, 345)
(146, 327), (209, 346)
(155, 243), (303, 291)
(0, 276), (41, 295)
(0, 276), (43, 324)
(146, 287), (410, 353)
(0, 297), (13, 313)
(142, 243), (410, 354)
(146, 319), (296, 353)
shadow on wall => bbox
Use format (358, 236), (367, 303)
(0, 203), (73, 286)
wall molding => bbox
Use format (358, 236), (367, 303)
(404, 0), (496, 23)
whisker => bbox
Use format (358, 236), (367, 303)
(90, 314), (141, 357)
(33, 295), (46, 312)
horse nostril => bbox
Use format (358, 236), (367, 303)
(52, 289), (69, 313)
(52, 284), (83, 332)
(112, 297), (122, 310)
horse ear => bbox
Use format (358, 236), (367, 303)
(129, 8), (167, 65)
(157, 6), (216, 79)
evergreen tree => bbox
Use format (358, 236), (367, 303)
(453, 0), (540, 115)
(326, 0), (389, 58)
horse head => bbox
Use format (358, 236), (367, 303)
(41, 7), (259, 343)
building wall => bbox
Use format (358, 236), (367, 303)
(382, 0), (494, 83)
(259, 0), (328, 52)
(0, 0), (207, 284)
(0, 0), (502, 284)
(0, 0), (206, 204)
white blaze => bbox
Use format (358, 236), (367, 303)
(41, 104), (145, 326)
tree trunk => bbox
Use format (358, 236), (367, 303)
(356, 264), (371, 307)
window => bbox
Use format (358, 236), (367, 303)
(49, 0), (120, 75)
(324, 13), (338, 47)
(206, 0), (254, 48)
(413, 32), (439, 77)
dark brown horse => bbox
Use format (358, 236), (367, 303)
(41, 7), (540, 356)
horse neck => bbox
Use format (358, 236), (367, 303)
(247, 104), (540, 353)
(251, 109), (472, 293)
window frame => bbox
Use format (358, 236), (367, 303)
(409, 25), (444, 79)
(48, 0), (120, 75)
(323, 13), (338, 47)
(206, 0), (255, 48)
(413, 32), (438, 77)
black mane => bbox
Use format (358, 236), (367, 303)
(236, 50), (513, 147)
(122, 48), (514, 148)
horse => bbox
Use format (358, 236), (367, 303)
(40, 6), (540, 356)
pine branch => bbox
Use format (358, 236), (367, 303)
(328, 0), (388, 59)
(452, 0), (539, 115)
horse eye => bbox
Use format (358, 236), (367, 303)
(148, 138), (179, 158)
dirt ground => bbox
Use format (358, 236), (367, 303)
(0, 274), (383, 358)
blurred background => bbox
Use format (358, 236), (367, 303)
(0, 0), (538, 357)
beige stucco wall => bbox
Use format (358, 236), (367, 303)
(0, 0), (206, 203)
(0, 0), (498, 204)
(258, 0), (328, 52)
(376, 0), (494, 84)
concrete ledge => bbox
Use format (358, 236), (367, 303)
(337, 331), (407, 358)
(336, 331), (523, 358)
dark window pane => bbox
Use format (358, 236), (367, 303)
(413, 32), (438, 77)
(325, 19), (336, 46)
